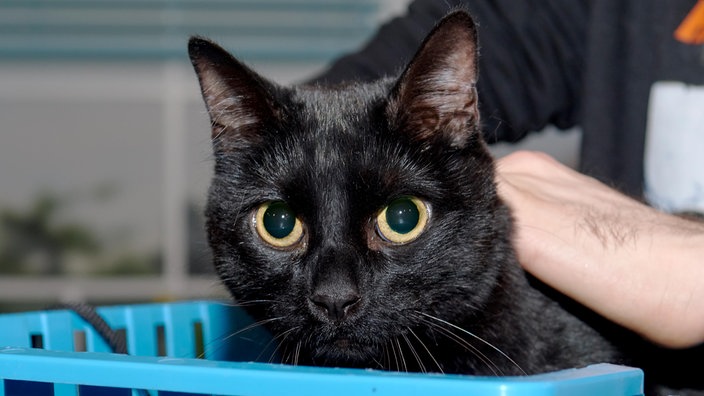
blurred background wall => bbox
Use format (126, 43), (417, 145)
(0, 0), (579, 311)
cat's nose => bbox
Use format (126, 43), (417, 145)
(309, 293), (361, 322)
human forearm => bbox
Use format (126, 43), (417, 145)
(496, 151), (704, 348)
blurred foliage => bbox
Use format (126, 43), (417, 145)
(0, 192), (99, 275)
(0, 188), (158, 276)
(0, 188), (212, 276)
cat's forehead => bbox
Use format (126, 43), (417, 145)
(293, 82), (388, 133)
(274, 83), (397, 207)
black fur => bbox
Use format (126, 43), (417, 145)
(189, 11), (702, 395)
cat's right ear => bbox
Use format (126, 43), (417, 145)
(188, 37), (278, 150)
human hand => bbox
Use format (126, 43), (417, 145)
(495, 151), (704, 349)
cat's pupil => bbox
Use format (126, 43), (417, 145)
(263, 201), (296, 239)
(385, 198), (420, 234)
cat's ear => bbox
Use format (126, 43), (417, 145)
(387, 11), (480, 148)
(188, 37), (278, 150)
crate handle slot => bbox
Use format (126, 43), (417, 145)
(155, 325), (166, 357)
(73, 330), (86, 352)
(29, 334), (43, 349)
(193, 321), (205, 359)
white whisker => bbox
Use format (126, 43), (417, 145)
(293, 341), (302, 366)
(259, 325), (300, 363)
(402, 332), (426, 373)
(220, 299), (279, 308)
(383, 341), (392, 370)
(389, 339), (400, 372)
(417, 311), (526, 375)
(395, 337), (408, 373)
(199, 316), (283, 359)
(421, 318), (500, 375)
(407, 327), (444, 374)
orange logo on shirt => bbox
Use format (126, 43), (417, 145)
(675, 0), (704, 44)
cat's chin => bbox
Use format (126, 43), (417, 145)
(310, 337), (380, 368)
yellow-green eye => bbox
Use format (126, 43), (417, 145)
(255, 201), (304, 248)
(376, 196), (428, 244)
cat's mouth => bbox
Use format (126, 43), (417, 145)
(334, 337), (351, 349)
(311, 336), (379, 367)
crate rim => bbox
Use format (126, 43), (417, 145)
(0, 347), (644, 396)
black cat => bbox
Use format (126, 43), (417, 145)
(188, 11), (702, 395)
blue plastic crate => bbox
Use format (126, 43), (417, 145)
(0, 300), (644, 396)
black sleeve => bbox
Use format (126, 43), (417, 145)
(309, 0), (590, 143)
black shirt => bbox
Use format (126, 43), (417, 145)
(311, 0), (704, 201)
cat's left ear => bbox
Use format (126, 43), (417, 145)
(387, 11), (480, 148)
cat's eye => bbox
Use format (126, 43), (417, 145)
(375, 196), (428, 244)
(254, 201), (304, 248)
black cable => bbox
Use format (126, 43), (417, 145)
(52, 303), (151, 396)
(56, 302), (128, 354)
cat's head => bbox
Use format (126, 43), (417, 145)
(189, 11), (514, 370)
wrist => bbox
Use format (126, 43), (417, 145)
(639, 219), (704, 348)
